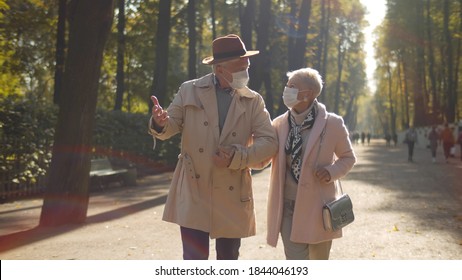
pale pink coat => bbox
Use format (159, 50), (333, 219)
(267, 102), (356, 246)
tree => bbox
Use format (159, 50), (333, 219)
(375, 0), (462, 130)
(150, 0), (171, 108)
(316, 0), (331, 103)
(1, 0), (57, 97)
(209, 0), (216, 39)
(239, 0), (256, 50)
(40, 0), (114, 226)
(114, 0), (126, 111)
(287, 0), (312, 71)
(53, 0), (66, 105)
(248, 0), (269, 91)
(187, 0), (197, 80)
(443, 0), (456, 123)
(425, 0), (439, 120)
(410, 0), (426, 126)
(249, 0), (273, 115)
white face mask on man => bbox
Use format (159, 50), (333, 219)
(222, 68), (250, 89)
(282, 86), (301, 109)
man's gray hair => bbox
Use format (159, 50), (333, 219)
(212, 58), (244, 74)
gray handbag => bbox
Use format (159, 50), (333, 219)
(315, 116), (355, 232)
(322, 181), (355, 231)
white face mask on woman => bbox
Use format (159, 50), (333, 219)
(222, 69), (250, 89)
(282, 86), (300, 109)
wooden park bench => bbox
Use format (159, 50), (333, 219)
(90, 158), (128, 189)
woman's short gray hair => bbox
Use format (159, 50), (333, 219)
(286, 68), (323, 96)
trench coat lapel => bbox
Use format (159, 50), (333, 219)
(219, 92), (245, 144)
(195, 75), (220, 144)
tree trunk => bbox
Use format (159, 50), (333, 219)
(319, 0), (331, 103)
(264, 71), (274, 117)
(187, 0), (197, 80)
(454, 0), (462, 120)
(210, 0), (216, 39)
(239, 0), (255, 51)
(40, 0), (114, 226)
(249, 0), (270, 92)
(288, 0), (312, 71)
(334, 25), (346, 114)
(401, 56), (411, 128)
(114, 0), (126, 111)
(443, 0), (456, 123)
(387, 63), (396, 135)
(425, 0), (439, 121)
(397, 59), (406, 128)
(412, 3), (426, 126)
(315, 0), (326, 71)
(287, 0), (297, 72)
(150, 0), (171, 108)
(53, 0), (67, 106)
(279, 0), (312, 115)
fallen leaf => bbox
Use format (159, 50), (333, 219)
(392, 225), (399, 232)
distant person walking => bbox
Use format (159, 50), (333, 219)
(440, 123), (455, 163)
(385, 134), (391, 147)
(405, 127), (417, 162)
(427, 126), (439, 163)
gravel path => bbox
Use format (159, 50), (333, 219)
(0, 140), (461, 260)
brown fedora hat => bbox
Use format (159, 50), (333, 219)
(202, 34), (259, 65)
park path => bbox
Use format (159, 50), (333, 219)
(0, 140), (461, 259)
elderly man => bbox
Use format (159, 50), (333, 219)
(149, 34), (277, 260)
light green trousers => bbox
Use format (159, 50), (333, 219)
(281, 199), (333, 260)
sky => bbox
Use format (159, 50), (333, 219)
(359, 0), (387, 93)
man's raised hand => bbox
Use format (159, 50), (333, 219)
(151, 95), (169, 129)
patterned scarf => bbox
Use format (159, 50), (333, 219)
(285, 102), (317, 183)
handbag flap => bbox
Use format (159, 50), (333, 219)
(324, 194), (354, 228)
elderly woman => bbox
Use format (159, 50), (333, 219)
(266, 67), (356, 260)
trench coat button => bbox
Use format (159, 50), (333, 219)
(228, 186), (234, 191)
(195, 174), (200, 179)
(199, 148), (204, 153)
(232, 132), (237, 137)
(204, 121), (208, 126)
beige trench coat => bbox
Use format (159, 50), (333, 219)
(149, 73), (277, 239)
(266, 102), (356, 246)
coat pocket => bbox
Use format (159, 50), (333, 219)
(240, 168), (253, 202)
(178, 153), (200, 202)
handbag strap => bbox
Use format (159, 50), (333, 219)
(335, 178), (344, 195)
